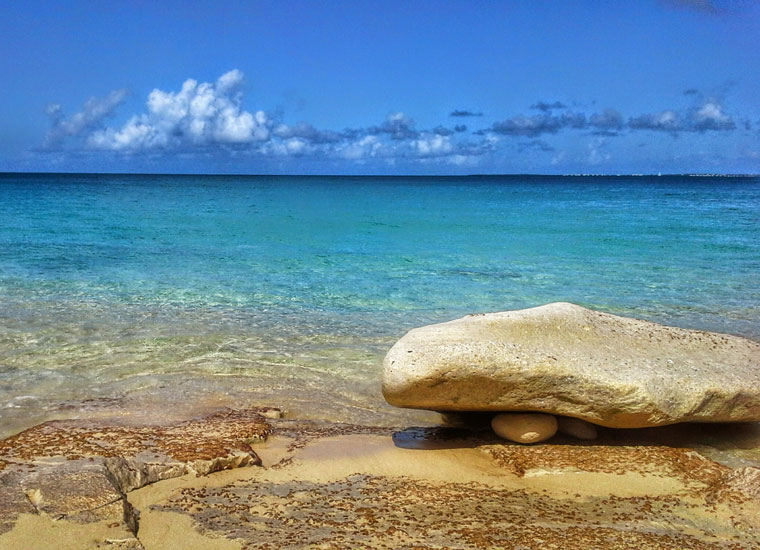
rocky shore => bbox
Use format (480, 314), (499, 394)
(0, 405), (759, 549)
(1, 304), (759, 548)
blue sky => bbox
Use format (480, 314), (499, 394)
(1, 0), (759, 175)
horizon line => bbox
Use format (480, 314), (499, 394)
(1, 171), (758, 178)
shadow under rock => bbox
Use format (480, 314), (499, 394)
(595, 420), (760, 450)
(392, 411), (760, 454)
(391, 425), (499, 450)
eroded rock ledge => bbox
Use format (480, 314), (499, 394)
(0, 407), (275, 545)
(0, 410), (759, 549)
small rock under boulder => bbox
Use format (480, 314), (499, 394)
(557, 417), (598, 440)
(492, 413), (557, 444)
(383, 302), (760, 428)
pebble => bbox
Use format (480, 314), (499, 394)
(557, 417), (598, 440)
(491, 413), (557, 444)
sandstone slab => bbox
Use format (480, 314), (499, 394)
(0, 407), (273, 540)
(3, 415), (760, 548)
(383, 302), (760, 428)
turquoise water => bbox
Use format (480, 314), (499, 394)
(1, 173), (758, 434)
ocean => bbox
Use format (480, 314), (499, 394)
(1, 173), (758, 436)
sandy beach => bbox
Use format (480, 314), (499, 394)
(1, 403), (759, 549)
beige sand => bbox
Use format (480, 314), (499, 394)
(2, 413), (759, 549)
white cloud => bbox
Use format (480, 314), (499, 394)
(628, 98), (736, 134)
(88, 70), (271, 151)
(259, 136), (314, 157)
(48, 71), (748, 169)
(272, 122), (342, 144)
(44, 89), (128, 148)
(413, 134), (453, 156)
(216, 68), (244, 92)
(339, 135), (383, 160)
(87, 116), (156, 150)
(371, 112), (419, 140)
(589, 109), (624, 134)
(628, 109), (681, 132)
(692, 101), (734, 131)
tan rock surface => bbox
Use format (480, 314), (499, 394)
(383, 302), (760, 427)
(125, 420), (760, 549)
(2, 408), (759, 548)
(0, 407), (273, 547)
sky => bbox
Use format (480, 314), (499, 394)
(1, 0), (759, 175)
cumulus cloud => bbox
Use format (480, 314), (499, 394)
(41, 73), (744, 168)
(260, 136), (314, 157)
(431, 126), (458, 136)
(338, 135), (384, 160)
(628, 110), (682, 132)
(487, 106), (626, 138)
(482, 94), (740, 141)
(413, 135), (498, 165)
(338, 120), (494, 163)
(44, 89), (128, 148)
(561, 111), (587, 129)
(490, 111), (586, 137)
(272, 122), (342, 144)
(76, 77), (492, 163)
(491, 114), (562, 137)
(369, 112), (419, 140)
(628, 99), (735, 134)
(691, 100), (735, 131)
(589, 109), (624, 135)
(87, 70), (271, 151)
(413, 134), (454, 156)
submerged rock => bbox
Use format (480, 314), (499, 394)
(383, 302), (760, 428)
(492, 413), (557, 444)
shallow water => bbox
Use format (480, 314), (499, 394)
(1, 173), (758, 436)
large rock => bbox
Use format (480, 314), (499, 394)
(383, 302), (760, 428)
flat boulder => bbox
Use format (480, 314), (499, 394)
(383, 302), (760, 428)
